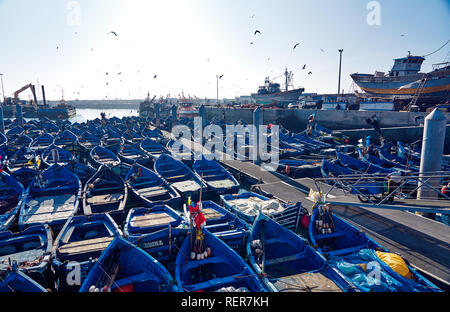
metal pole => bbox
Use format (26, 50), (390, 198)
(216, 75), (219, 105)
(0, 105), (4, 134)
(338, 49), (343, 95)
(0, 74), (5, 104)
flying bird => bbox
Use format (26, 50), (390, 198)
(56, 46), (59, 50)
(302, 64), (306, 70)
(117, 72), (122, 75)
(320, 49), (325, 52)
(108, 31), (118, 37)
(250, 14), (255, 18)
(153, 75), (157, 79)
(293, 43), (300, 51)
(308, 71), (312, 75)
(400, 34), (406, 37)
(254, 30), (261, 35)
(219, 75), (224, 79)
(250, 42), (254, 45)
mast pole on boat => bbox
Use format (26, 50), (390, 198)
(338, 49), (344, 95)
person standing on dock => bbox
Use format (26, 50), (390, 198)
(306, 113), (316, 136)
(366, 115), (384, 143)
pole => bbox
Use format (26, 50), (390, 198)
(0, 105), (4, 134)
(0, 74), (5, 104)
(338, 49), (343, 95)
(216, 75), (219, 105)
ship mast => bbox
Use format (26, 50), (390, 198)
(285, 68), (289, 92)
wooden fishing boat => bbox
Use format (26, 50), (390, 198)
(29, 133), (54, 153)
(42, 145), (74, 166)
(336, 152), (393, 175)
(64, 161), (96, 186)
(154, 154), (205, 199)
(166, 139), (193, 164)
(90, 145), (121, 168)
(124, 205), (187, 263)
(5, 126), (24, 140)
(309, 206), (441, 292)
(247, 212), (355, 292)
(220, 192), (304, 232)
(79, 236), (180, 292)
(11, 167), (39, 189)
(78, 131), (101, 151)
(140, 138), (168, 161)
(0, 171), (25, 231)
(53, 130), (78, 148)
(52, 213), (123, 291)
(125, 163), (180, 207)
(0, 269), (48, 292)
(82, 166), (127, 217)
(184, 201), (248, 255)
(0, 224), (53, 288)
(192, 157), (240, 194)
(6, 146), (39, 176)
(357, 148), (418, 172)
(175, 228), (267, 292)
(18, 164), (82, 232)
(118, 143), (151, 166)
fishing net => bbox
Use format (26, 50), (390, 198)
(328, 249), (429, 292)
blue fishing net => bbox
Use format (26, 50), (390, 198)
(328, 249), (429, 292)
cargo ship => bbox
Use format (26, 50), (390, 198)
(37, 98), (76, 119)
(350, 53), (450, 107)
(251, 68), (305, 105)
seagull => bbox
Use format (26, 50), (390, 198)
(219, 75), (224, 79)
(302, 64), (306, 70)
(56, 46), (59, 50)
(293, 43), (300, 51)
(250, 42), (254, 45)
(153, 75), (157, 79)
(400, 34), (406, 37)
(117, 72), (122, 75)
(308, 71), (312, 75)
(320, 48), (325, 52)
(254, 30), (261, 35)
(108, 31), (118, 37)
(250, 14), (255, 18)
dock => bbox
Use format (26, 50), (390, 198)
(162, 129), (450, 289)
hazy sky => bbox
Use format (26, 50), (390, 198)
(0, 0), (449, 101)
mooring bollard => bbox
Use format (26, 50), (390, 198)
(416, 108), (446, 218)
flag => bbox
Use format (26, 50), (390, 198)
(194, 212), (206, 227)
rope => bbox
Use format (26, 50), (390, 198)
(421, 39), (450, 57)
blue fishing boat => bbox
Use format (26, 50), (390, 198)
(0, 224), (53, 288)
(18, 164), (82, 232)
(125, 163), (180, 207)
(221, 192), (304, 232)
(10, 134), (32, 148)
(82, 166), (127, 217)
(29, 133), (54, 153)
(124, 205), (187, 263)
(377, 147), (417, 168)
(79, 236), (180, 292)
(78, 131), (100, 151)
(0, 132), (7, 146)
(0, 171), (25, 231)
(184, 201), (248, 254)
(6, 146), (39, 176)
(247, 213), (355, 292)
(154, 154), (205, 199)
(42, 145), (74, 166)
(140, 138), (168, 161)
(309, 206), (441, 292)
(336, 152), (393, 175)
(192, 157), (240, 194)
(175, 228), (267, 292)
(52, 213), (123, 291)
(90, 145), (121, 168)
(357, 148), (418, 172)
(0, 269), (47, 292)
(53, 130), (78, 148)
(118, 143), (151, 166)
(64, 161), (96, 186)
(5, 126), (24, 140)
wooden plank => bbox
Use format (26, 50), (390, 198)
(131, 212), (175, 228)
(58, 237), (113, 255)
(87, 193), (123, 204)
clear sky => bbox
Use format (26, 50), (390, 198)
(0, 0), (449, 101)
